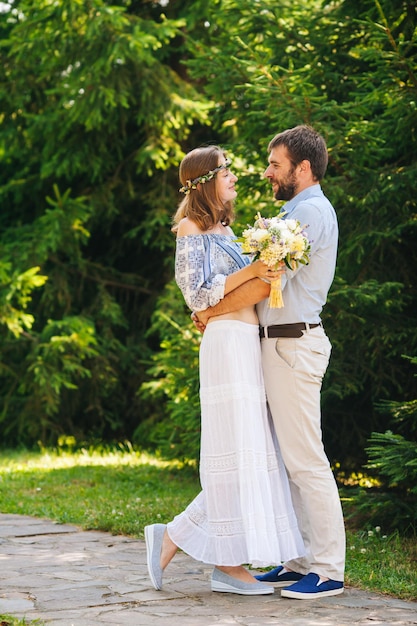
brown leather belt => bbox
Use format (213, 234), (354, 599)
(259, 323), (322, 339)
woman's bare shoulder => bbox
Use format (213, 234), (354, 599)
(176, 217), (203, 237)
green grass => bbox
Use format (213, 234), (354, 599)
(0, 617), (44, 626)
(345, 527), (416, 599)
(0, 445), (200, 535)
(0, 445), (416, 604)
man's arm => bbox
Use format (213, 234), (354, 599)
(195, 278), (271, 329)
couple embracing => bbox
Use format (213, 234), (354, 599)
(145, 125), (345, 600)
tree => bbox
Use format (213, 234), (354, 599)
(0, 0), (212, 444)
(347, 356), (417, 532)
(144, 0), (417, 468)
(1, 0), (416, 481)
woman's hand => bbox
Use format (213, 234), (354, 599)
(251, 259), (285, 281)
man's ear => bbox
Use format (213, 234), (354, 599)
(298, 159), (311, 174)
(298, 159), (316, 182)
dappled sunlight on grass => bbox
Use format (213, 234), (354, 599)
(335, 465), (382, 489)
(0, 444), (200, 538)
(0, 444), (190, 472)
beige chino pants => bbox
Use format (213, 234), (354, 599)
(261, 326), (345, 581)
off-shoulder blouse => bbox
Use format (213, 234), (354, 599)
(175, 234), (250, 312)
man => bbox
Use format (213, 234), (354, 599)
(194, 125), (345, 599)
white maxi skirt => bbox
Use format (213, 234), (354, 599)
(167, 320), (305, 567)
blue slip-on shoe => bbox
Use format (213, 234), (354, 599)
(255, 565), (304, 587)
(281, 572), (344, 599)
(144, 523), (166, 590)
(211, 567), (274, 595)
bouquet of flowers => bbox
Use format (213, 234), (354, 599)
(239, 211), (311, 308)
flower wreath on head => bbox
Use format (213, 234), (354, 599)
(179, 158), (232, 194)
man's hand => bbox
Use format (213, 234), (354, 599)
(191, 311), (207, 333)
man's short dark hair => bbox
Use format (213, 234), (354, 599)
(268, 125), (328, 181)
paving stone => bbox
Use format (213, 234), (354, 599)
(0, 596), (35, 613)
(0, 513), (416, 626)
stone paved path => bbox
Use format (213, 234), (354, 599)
(0, 513), (416, 625)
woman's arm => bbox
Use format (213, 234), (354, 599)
(223, 260), (274, 295)
(175, 218), (279, 312)
(194, 278), (271, 330)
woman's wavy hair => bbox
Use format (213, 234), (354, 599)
(172, 145), (234, 232)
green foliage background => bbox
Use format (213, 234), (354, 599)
(1, 0), (416, 518)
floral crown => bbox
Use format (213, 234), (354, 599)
(179, 158), (232, 194)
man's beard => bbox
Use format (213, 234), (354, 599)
(274, 170), (297, 201)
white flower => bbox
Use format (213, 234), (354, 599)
(251, 229), (271, 243)
(238, 212), (311, 308)
(285, 219), (298, 231)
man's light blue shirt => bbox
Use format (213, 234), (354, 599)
(256, 184), (338, 327)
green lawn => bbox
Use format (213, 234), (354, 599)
(0, 618), (44, 626)
(0, 445), (416, 603)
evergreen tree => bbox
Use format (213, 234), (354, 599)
(1, 0), (416, 487)
(143, 0), (417, 467)
(0, 0), (212, 444)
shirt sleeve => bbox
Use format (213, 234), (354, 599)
(291, 201), (326, 254)
(175, 235), (227, 311)
(282, 200), (328, 283)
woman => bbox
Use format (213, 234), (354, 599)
(145, 145), (305, 595)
